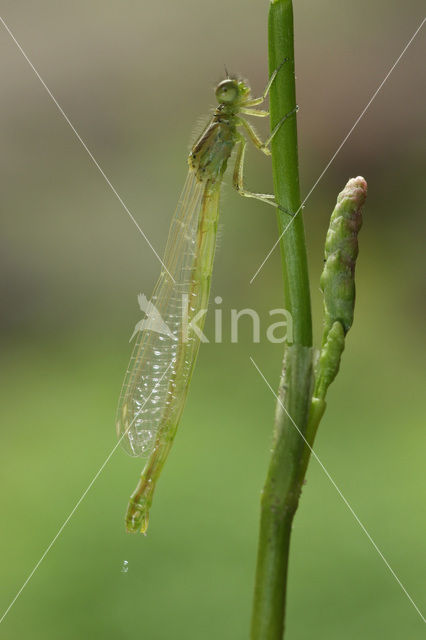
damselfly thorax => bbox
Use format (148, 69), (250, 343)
(189, 107), (238, 183)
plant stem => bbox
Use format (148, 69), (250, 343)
(251, 2), (313, 638)
(268, 0), (311, 348)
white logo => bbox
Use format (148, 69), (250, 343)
(129, 294), (175, 342)
(130, 293), (294, 344)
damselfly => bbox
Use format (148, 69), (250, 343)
(116, 62), (296, 533)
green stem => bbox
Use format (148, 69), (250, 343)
(251, 2), (313, 638)
(268, 0), (311, 348)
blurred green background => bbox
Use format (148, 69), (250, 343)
(1, 1), (425, 638)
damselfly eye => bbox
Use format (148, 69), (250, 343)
(215, 79), (239, 104)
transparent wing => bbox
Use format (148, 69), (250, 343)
(116, 171), (204, 456)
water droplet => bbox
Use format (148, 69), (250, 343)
(121, 560), (129, 574)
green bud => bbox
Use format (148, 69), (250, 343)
(320, 176), (367, 338)
(312, 177), (367, 404)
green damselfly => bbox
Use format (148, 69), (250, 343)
(116, 63), (296, 533)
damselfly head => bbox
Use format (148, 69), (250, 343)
(215, 77), (250, 105)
